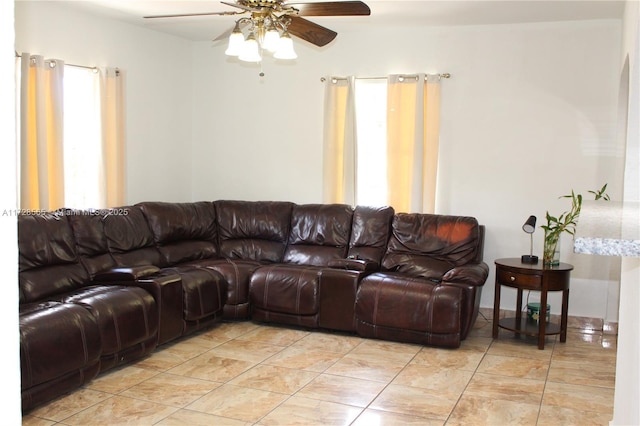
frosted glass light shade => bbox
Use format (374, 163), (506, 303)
(274, 32), (297, 60)
(225, 30), (245, 57)
(239, 34), (262, 62)
(263, 28), (280, 53)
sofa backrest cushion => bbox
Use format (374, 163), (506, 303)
(215, 200), (293, 263)
(382, 213), (481, 279)
(283, 204), (353, 266)
(18, 212), (89, 304)
(137, 201), (218, 266)
(67, 210), (117, 278)
(103, 206), (163, 267)
(347, 205), (395, 264)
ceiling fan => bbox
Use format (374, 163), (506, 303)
(143, 0), (371, 49)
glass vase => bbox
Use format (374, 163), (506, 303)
(543, 230), (561, 266)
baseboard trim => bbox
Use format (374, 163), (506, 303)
(478, 307), (618, 336)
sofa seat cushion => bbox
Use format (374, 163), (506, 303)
(250, 264), (321, 316)
(20, 301), (102, 391)
(355, 272), (463, 348)
(162, 266), (227, 322)
(391, 257), (453, 282)
(62, 285), (158, 358)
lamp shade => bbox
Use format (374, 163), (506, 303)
(273, 32), (297, 60)
(239, 33), (262, 62)
(522, 215), (537, 234)
(225, 24), (244, 57)
(262, 27), (280, 53)
(521, 215), (539, 264)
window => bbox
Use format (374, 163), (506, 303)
(340, 74), (439, 213)
(354, 78), (387, 207)
(17, 55), (122, 210)
(63, 66), (102, 208)
(324, 73), (440, 213)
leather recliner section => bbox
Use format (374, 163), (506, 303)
(18, 212), (159, 411)
(196, 200), (295, 319)
(250, 203), (354, 327)
(103, 206), (227, 335)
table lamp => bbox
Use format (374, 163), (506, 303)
(521, 215), (539, 264)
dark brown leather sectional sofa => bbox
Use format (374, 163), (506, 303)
(18, 200), (489, 412)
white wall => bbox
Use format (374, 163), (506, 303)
(2, 1), (23, 423)
(14, 2), (624, 319)
(191, 19), (624, 316)
(611, 1), (640, 424)
(15, 1), (195, 204)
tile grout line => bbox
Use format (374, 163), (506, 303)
(535, 334), (557, 426)
(23, 319), (616, 425)
(346, 341), (423, 425)
(245, 325), (360, 425)
(443, 320), (495, 425)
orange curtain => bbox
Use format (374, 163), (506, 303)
(386, 74), (440, 213)
(19, 54), (65, 210)
(322, 76), (356, 205)
(100, 68), (124, 207)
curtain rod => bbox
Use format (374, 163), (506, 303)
(15, 51), (119, 75)
(320, 73), (451, 83)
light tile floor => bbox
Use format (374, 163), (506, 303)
(22, 312), (617, 425)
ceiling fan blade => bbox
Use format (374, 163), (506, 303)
(287, 16), (337, 47)
(143, 11), (241, 18)
(213, 25), (236, 41)
(287, 1), (370, 16)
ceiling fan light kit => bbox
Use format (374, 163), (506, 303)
(226, 15), (298, 62)
(145, 0), (370, 66)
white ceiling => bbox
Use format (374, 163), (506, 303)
(39, 0), (625, 42)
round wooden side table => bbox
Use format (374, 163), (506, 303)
(492, 258), (573, 350)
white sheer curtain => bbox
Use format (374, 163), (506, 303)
(322, 76), (357, 205)
(386, 73), (441, 213)
(323, 73), (441, 211)
(65, 66), (124, 208)
(100, 67), (124, 207)
(63, 66), (101, 209)
(18, 54), (124, 210)
(19, 53), (65, 210)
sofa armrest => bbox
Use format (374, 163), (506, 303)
(327, 258), (379, 272)
(136, 272), (184, 345)
(442, 262), (489, 286)
(319, 268), (370, 331)
(93, 265), (161, 282)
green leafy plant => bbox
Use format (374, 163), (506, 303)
(540, 183), (610, 265)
